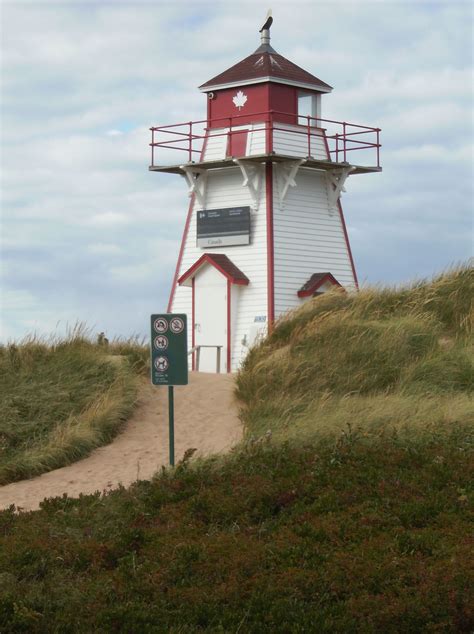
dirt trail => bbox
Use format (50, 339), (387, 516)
(0, 372), (242, 512)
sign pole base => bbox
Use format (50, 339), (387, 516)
(168, 385), (175, 467)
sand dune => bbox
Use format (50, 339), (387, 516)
(0, 372), (242, 512)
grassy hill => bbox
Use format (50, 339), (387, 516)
(0, 267), (472, 632)
(237, 264), (472, 443)
(0, 328), (147, 484)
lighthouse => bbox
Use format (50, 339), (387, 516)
(150, 17), (381, 373)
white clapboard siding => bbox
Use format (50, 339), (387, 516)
(203, 130), (228, 161)
(272, 125), (327, 159)
(247, 123), (267, 156)
(171, 167), (268, 372)
(202, 124), (326, 161)
(203, 124), (266, 161)
(203, 125), (252, 161)
(273, 167), (356, 317)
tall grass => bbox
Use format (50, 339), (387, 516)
(0, 326), (147, 484)
(236, 265), (474, 442)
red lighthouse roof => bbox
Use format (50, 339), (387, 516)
(199, 30), (332, 93)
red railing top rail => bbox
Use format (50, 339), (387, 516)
(150, 110), (381, 133)
(149, 109), (381, 168)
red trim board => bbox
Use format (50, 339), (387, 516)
(226, 130), (249, 158)
(266, 162), (275, 329)
(337, 199), (359, 289)
(226, 279), (231, 373)
(321, 130), (359, 289)
(167, 135), (209, 311)
(191, 277), (195, 371)
(167, 194), (195, 311)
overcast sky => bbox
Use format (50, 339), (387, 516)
(1, 0), (472, 342)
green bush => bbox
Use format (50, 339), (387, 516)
(0, 432), (472, 631)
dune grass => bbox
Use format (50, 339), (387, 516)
(236, 265), (473, 443)
(0, 327), (147, 484)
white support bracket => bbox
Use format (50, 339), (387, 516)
(233, 159), (263, 210)
(274, 159), (306, 209)
(326, 166), (354, 211)
(180, 166), (209, 209)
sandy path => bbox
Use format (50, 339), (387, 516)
(0, 372), (242, 512)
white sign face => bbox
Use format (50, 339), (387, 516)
(170, 317), (184, 334)
(197, 234), (250, 248)
(154, 335), (169, 350)
(153, 318), (168, 334)
(154, 356), (169, 372)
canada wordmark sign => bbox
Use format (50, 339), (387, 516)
(196, 206), (250, 248)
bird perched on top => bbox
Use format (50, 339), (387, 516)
(259, 8), (273, 32)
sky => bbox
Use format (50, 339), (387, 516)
(1, 0), (473, 342)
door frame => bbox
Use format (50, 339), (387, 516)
(191, 271), (231, 373)
(178, 254), (250, 374)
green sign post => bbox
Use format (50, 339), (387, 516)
(150, 314), (188, 466)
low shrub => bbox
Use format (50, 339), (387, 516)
(0, 430), (472, 631)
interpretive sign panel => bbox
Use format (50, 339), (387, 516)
(150, 314), (188, 386)
(196, 206), (250, 248)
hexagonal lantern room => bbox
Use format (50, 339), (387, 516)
(149, 19), (382, 373)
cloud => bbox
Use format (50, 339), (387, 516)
(1, 0), (472, 341)
(87, 242), (123, 255)
(87, 212), (132, 227)
(1, 289), (37, 311)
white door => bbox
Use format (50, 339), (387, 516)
(194, 266), (227, 373)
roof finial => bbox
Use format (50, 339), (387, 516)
(259, 8), (273, 45)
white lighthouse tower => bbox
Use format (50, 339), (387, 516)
(150, 17), (381, 373)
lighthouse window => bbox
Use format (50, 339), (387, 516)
(298, 92), (320, 126)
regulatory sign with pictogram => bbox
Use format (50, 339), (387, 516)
(154, 335), (169, 350)
(170, 317), (184, 334)
(150, 314), (188, 386)
(153, 317), (168, 334)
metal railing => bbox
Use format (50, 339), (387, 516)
(149, 109), (381, 169)
(188, 345), (222, 373)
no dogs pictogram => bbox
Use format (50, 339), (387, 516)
(154, 356), (169, 372)
(154, 335), (169, 350)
